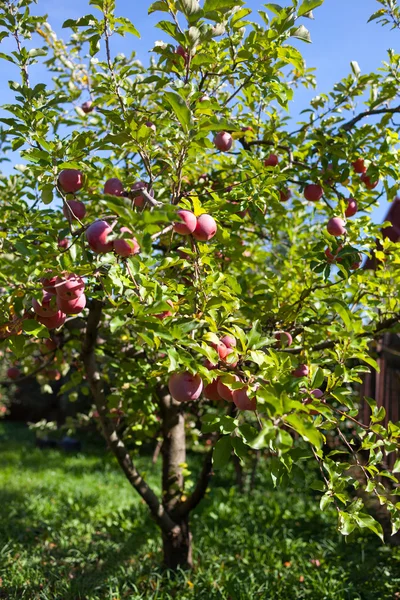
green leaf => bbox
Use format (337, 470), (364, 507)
(320, 493), (333, 511)
(290, 24), (312, 43)
(297, 0), (323, 17)
(285, 413), (323, 448)
(350, 61), (361, 77)
(148, 1), (169, 14)
(41, 184), (53, 205)
(177, 0), (202, 17)
(213, 436), (232, 469)
(164, 92), (192, 133)
(354, 513), (384, 542)
(204, 0), (244, 13)
(22, 320), (49, 338)
(311, 367), (324, 389)
(338, 511), (356, 535)
(115, 17), (140, 37)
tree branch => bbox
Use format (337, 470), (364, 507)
(81, 298), (178, 535)
(340, 105), (400, 131)
(175, 449), (213, 518)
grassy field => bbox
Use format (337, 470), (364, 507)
(0, 422), (400, 600)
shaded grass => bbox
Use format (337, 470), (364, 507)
(0, 422), (400, 599)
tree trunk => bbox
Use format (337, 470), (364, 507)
(159, 389), (193, 569)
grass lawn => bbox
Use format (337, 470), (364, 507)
(0, 422), (400, 599)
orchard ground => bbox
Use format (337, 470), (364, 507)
(1, 422), (400, 600)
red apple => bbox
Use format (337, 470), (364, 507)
(154, 300), (174, 320)
(292, 364), (309, 378)
(58, 238), (69, 249)
(304, 184), (323, 202)
(145, 121), (156, 133)
(86, 220), (114, 253)
(360, 172), (378, 189)
(45, 368), (61, 381)
(350, 253), (362, 271)
(214, 131), (233, 152)
(104, 178), (124, 196)
(192, 214), (217, 241)
(63, 200), (86, 222)
(220, 335), (236, 349)
(275, 331), (293, 347)
(175, 45), (189, 64)
(203, 359), (217, 370)
(55, 274), (85, 299)
(327, 217), (346, 237)
(279, 189), (291, 203)
(37, 310), (67, 329)
(81, 101), (94, 114)
(113, 227), (140, 257)
(131, 181), (154, 208)
(264, 154), (279, 167)
(345, 198), (358, 218)
(168, 372), (203, 403)
(233, 386), (257, 411)
(174, 210), (197, 235)
(7, 367), (20, 380)
(32, 292), (58, 318)
(217, 375), (240, 402)
(56, 293), (86, 315)
(58, 169), (83, 194)
(41, 276), (57, 295)
(210, 341), (229, 360)
(352, 158), (367, 174)
(44, 338), (57, 351)
(204, 379), (223, 402)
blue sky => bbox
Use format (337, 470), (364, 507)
(0, 0), (397, 223)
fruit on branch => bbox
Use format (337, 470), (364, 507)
(113, 227), (140, 257)
(264, 154), (279, 167)
(86, 220), (114, 253)
(222, 348), (238, 369)
(145, 121), (156, 133)
(41, 276), (57, 295)
(174, 210), (197, 235)
(55, 274), (85, 299)
(203, 359), (217, 370)
(352, 158), (367, 174)
(275, 331), (293, 347)
(220, 335), (236, 349)
(37, 310), (67, 329)
(154, 300), (174, 320)
(310, 389), (324, 399)
(233, 386), (257, 411)
(192, 214), (217, 241)
(175, 45), (189, 65)
(292, 364), (309, 378)
(43, 338), (57, 351)
(63, 200), (86, 222)
(360, 172), (379, 189)
(204, 379), (223, 402)
(131, 181), (154, 208)
(214, 131), (233, 152)
(345, 198), (358, 218)
(303, 389), (325, 414)
(32, 292), (58, 318)
(58, 238), (69, 249)
(81, 101), (94, 114)
(44, 368), (61, 381)
(7, 367), (20, 380)
(350, 253), (363, 270)
(217, 375), (240, 402)
(325, 246), (343, 263)
(168, 372), (203, 403)
(57, 293), (86, 315)
(58, 169), (83, 194)
(279, 189), (291, 202)
(304, 184), (323, 202)
(327, 217), (346, 237)
(210, 341), (229, 360)
(104, 178), (124, 196)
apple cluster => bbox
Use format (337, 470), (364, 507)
(32, 273), (86, 329)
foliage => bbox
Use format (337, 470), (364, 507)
(0, 0), (400, 551)
(1, 423), (400, 600)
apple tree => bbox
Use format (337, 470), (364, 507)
(0, 0), (400, 569)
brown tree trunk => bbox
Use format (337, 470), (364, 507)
(159, 390), (193, 569)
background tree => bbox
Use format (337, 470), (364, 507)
(0, 0), (400, 569)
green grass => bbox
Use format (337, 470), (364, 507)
(0, 422), (400, 600)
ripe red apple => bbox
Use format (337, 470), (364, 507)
(233, 386), (257, 411)
(37, 310), (67, 329)
(192, 214), (217, 241)
(86, 220), (114, 253)
(214, 131), (233, 152)
(241, 126), (253, 133)
(45, 368), (61, 381)
(264, 154), (279, 167)
(275, 331), (293, 347)
(56, 293), (86, 315)
(113, 227), (140, 257)
(345, 198), (358, 218)
(81, 101), (94, 114)
(217, 375), (240, 402)
(58, 238), (69, 250)
(292, 364), (309, 378)
(32, 292), (58, 318)
(145, 121), (156, 133)
(210, 341), (229, 360)
(131, 181), (154, 208)
(58, 169), (83, 194)
(222, 348), (238, 369)
(175, 45), (189, 64)
(327, 217), (346, 237)
(154, 300), (174, 320)
(310, 389), (324, 399)
(360, 172), (378, 189)
(279, 189), (291, 203)
(63, 199), (86, 222)
(55, 274), (85, 299)
(168, 372), (203, 403)
(352, 158), (367, 174)
(44, 338), (57, 351)
(41, 276), (57, 295)
(304, 184), (323, 202)
(174, 210), (197, 235)
(104, 178), (124, 196)
(7, 367), (20, 380)
(325, 245), (343, 263)
(203, 359), (217, 370)
(220, 335), (236, 349)
(204, 379), (223, 402)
